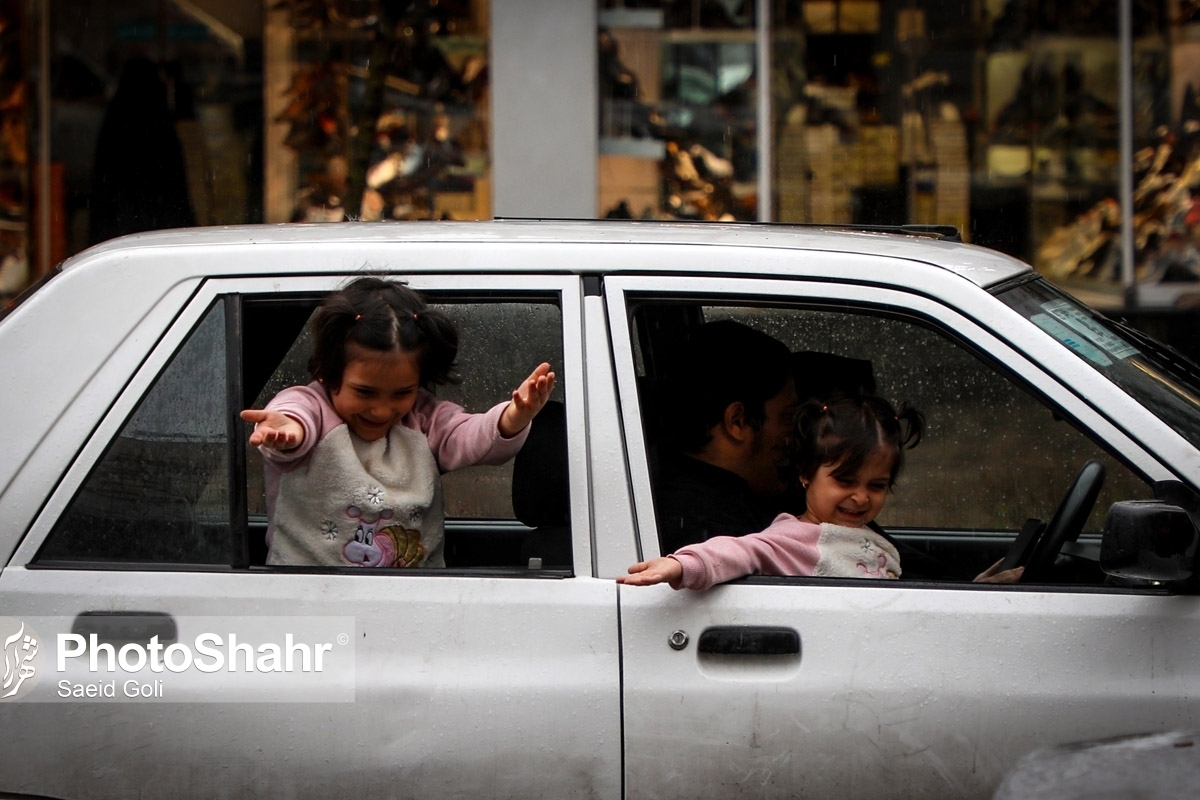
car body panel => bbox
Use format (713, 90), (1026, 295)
(63, 221), (1030, 287)
(2, 220), (1199, 799)
(0, 567), (623, 799)
(606, 271), (1200, 798)
(619, 583), (1200, 800)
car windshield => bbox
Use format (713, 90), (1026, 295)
(998, 277), (1200, 449)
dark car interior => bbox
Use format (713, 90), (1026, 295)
(624, 296), (1141, 586)
(34, 287), (1148, 585)
(238, 291), (570, 572)
(229, 290), (1143, 584)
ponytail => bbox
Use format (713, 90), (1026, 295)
(794, 394), (925, 488)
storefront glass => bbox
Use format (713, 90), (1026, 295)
(19, 0), (489, 300)
(596, 1), (1200, 318)
(31, 0), (263, 285)
(263, 0), (491, 224)
(599, 2), (759, 220)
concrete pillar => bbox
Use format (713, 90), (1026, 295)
(491, 0), (597, 217)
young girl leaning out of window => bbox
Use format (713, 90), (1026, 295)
(619, 394), (1024, 589)
(241, 276), (555, 569)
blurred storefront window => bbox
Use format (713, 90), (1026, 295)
(28, 0), (263, 290)
(595, 0), (1200, 336)
(263, 0), (490, 224)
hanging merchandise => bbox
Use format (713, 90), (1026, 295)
(269, 0), (488, 222)
(0, 0), (25, 299)
(1038, 102), (1200, 285)
(597, 23), (756, 222)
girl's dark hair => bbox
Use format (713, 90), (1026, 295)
(307, 276), (459, 391)
(793, 394), (925, 488)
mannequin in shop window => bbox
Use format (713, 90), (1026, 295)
(88, 57), (194, 245)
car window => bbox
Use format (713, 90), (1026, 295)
(632, 298), (1153, 584)
(36, 291), (570, 573)
(38, 300), (233, 565)
(999, 277), (1200, 449)
(245, 299), (564, 519)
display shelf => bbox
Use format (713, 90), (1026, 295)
(659, 28), (757, 44)
(597, 18), (759, 222)
(264, 0), (490, 223)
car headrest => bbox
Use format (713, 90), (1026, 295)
(512, 400), (569, 528)
(791, 351), (876, 400)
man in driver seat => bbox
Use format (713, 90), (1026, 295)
(652, 320), (799, 554)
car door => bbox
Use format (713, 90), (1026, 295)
(0, 270), (622, 800)
(608, 269), (1200, 800)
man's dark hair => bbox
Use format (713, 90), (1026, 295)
(663, 320), (793, 453)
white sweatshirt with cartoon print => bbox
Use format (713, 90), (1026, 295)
(257, 382), (527, 568)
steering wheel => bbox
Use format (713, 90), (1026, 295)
(1017, 460), (1107, 582)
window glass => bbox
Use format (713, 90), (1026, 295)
(242, 292), (570, 572)
(37, 302), (232, 564)
(633, 297), (1152, 583)
(38, 291), (569, 573)
(246, 297), (564, 520)
(597, 6), (758, 222)
(999, 277), (1200, 449)
(436, 300), (565, 518)
(701, 304), (1148, 532)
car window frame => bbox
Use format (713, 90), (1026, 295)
(16, 273), (591, 577)
(604, 274), (1175, 567)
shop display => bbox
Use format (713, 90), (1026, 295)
(0, 0), (25, 300)
(1038, 89), (1200, 284)
(597, 7), (759, 222)
(268, 0), (488, 222)
(596, 0), (1200, 305)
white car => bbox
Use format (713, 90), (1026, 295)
(1, 220), (1198, 799)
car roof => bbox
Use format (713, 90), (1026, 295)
(64, 219), (1033, 289)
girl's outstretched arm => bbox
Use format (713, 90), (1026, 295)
(240, 408), (305, 450)
(499, 362), (556, 438)
(617, 557), (684, 588)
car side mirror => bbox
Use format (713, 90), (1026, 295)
(1100, 481), (1200, 586)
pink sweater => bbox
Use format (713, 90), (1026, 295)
(262, 382), (523, 469)
(671, 514), (901, 590)
(256, 382), (528, 567)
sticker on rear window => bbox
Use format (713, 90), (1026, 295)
(1040, 299), (1139, 360)
(1031, 313), (1112, 366)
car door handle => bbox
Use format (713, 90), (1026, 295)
(72, 612), (178, 645)
(697, 626), (800, 656)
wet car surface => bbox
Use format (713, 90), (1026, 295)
(2, 219), (1200, 799)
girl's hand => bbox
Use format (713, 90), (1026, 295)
(616, 557), (683, 588)
(973, 558), (1024, 584)
(241, 409), (305, 450)
(499, 362), (556, 438)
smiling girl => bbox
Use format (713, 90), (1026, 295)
(242, 277), (555, 568)
(620, 394), (1021, 589)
